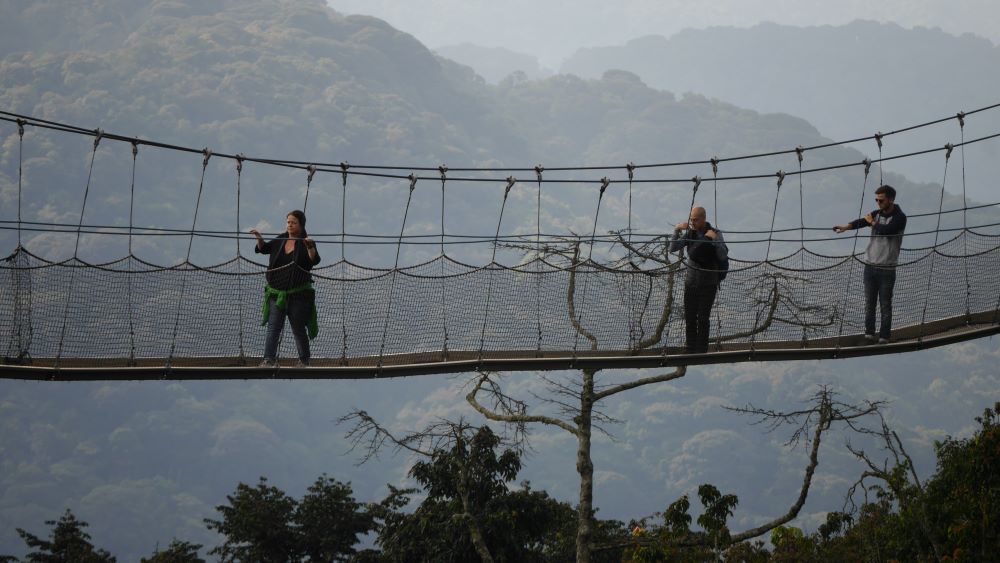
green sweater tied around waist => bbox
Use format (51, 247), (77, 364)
(261, 283), (318, 340)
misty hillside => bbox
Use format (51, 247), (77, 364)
(434, 43), (552, 83)
(2, 4), (990, 269)
(560, 20), (1000, 192)
(2, 1), (1000, 561)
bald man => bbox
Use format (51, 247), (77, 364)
(669, 207), (729, 354)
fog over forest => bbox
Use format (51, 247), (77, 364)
(1, 1), (999, 561)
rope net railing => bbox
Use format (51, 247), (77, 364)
(2, 104), (1000, 378)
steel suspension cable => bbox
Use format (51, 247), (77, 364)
(711, 159), (722, 351)
(958, 113), (971, 320)
(127, 141), (139, 365)
(534, 165), (544, 354)
(339, 162), (349, 364)
(752, 171), (784, 353)
(377, 174), (418, 373)
(764, 171), (784, 263)
(167, 149), (212, 368)
(797, 147), (807, 345)
(835, 159), (872, 350)
(304, 165), (316, 213)
(571, 177), (610, 358)
(918, 145), (953, 343)
(10, 119), (32, 362)
(479, 176), (517, 361)
(4, 103), (998, 182)
(235, 155), (246, 363)
(16, 119), (24, 248)
(626, 163), (637, 350)
(438, 165), (450, 359)
(875, 132), (884, 186)
(56, 130), (102, 368)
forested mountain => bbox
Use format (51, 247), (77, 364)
(560, 20), (1000, 193)
(3, 3), (991, 268)
(2, 1), (999, 561)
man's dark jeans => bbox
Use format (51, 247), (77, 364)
(863, 264), (897, 340)
(684, 283), (719, 353)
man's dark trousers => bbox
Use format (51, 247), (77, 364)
(863, 264), (896, 340)
(684, 283), (718, 353)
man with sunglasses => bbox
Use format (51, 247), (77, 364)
(833, 184), (907, 343)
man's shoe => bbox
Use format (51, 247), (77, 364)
(878, 337), (889, 344)
(295, 359), (310, 367)
(259, 359), (275, 367)
(864, 334), (877, 343)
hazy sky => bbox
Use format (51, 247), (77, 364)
(327, 0), (999, 67)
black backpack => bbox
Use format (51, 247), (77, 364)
(687, 230), (729, 282)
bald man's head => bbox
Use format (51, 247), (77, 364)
(689, 207), (707, 230)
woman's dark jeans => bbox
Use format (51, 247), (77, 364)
(263, 294), (311, 362)
(863, 264), (897, 340)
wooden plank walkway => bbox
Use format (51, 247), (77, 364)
(3, 312), (997, 381)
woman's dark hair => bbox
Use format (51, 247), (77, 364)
(286, 209), (307, 238)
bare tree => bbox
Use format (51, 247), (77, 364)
(843, 408), (944, 561)
(466, 235), (837, 562)
(592, 386), (885, 557)
(722, 386), (883, 545)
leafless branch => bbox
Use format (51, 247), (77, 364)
(676, 387), (881, 548)
(338, 409), (525, 468)
(594, 366), (688, 401)
(466, 372), (579, 436)
(726, 386), (883, 448)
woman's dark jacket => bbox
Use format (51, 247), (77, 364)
(255, 234), (321, 289)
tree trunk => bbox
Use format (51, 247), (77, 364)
(461, 498), (495, 563)
(575, 369), (596, 563)
(457, 463), (495, 563)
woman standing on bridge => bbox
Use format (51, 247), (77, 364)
(250, 210), (320, 367)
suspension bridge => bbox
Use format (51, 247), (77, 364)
(2, 104), (1000, 380)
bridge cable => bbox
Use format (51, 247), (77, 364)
(875, 132), (884, 186)
(16, 119), (24, 248)
(535, 165), (544, 355)
(479, 176), (517, 363)
(835, 159), (872, 352)
(8, 119), (32, 362)
(377, 173), (418, 374)
(167, 148), (211, 370)
(127, 141), (139, 365)
(797, 147), (807, 346)
(626, 163), (637, 351)
(958, 113), (971, 321)
(303, 165), (316, 214)
(235, 155), (246, 363)
(55, 130), (102, 369)
(439, 165), (450, 359)
(711, 158), (723, 352)
(751, 171), (785, 354)
(571, 177), (611, 360)
(339, 162), (349, 364)
(918, 145), (953, 344)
